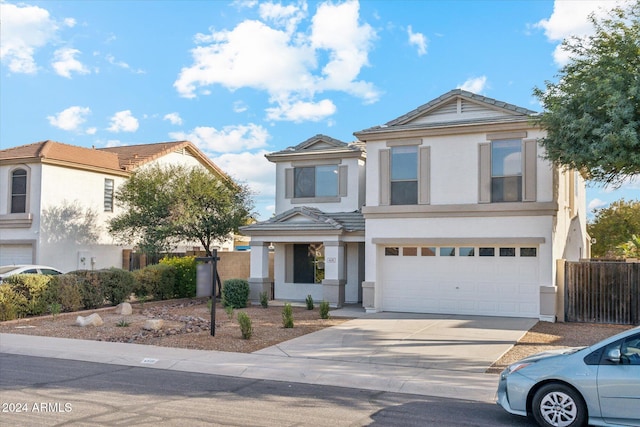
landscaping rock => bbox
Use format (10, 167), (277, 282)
(76, 313), (104, 327)
(115, 302), (133, 315)
(143, 319), (164, 331)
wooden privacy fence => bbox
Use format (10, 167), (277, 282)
(565, 261), (640, 325)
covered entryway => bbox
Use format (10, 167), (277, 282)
(380, 245), (540, 317)
(0, 243), (34, 265)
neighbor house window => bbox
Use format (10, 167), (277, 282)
(294, 165), (338, 198)
(390, 146), (418, 205)
(491, 139), (522, 202)
(104, 179), (114, 212)
(10, 168), (27, 213)
(293, 243), (324, 283)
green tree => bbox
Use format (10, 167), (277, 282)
(533, 1), (640, 185)
(588, 199), (640, 258)
(108, 164), (253, 258)
(172, 167), (254, 257)
(108, 165), (182, 257)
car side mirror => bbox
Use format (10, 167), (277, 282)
(607, 348), (621, 363)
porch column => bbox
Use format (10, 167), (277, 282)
(322, 241), (345, 307)
(248, 242), (272, 303)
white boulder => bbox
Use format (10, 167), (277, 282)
(115, 302), (132, 315)
(76, 313), (104, 327)
(143, 319), (164, 331)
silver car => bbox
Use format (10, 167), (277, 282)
(497, 325), (640, 427)
(0, 264), (64, 282)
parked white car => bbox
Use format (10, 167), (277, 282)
(0, 265), (64, 282)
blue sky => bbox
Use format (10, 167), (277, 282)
(1, 0), (637, 220)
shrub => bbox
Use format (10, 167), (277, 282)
(305, 294), (314, 310)
(237, 311), (253, 339)
(52, 274), (84, 312)
(5, 274), (54, 316)
(259, 291), (269, 308)
(282, 303), (294, 328)
(0, 284), (28, 321)
(160, 256), (196, 298)
(225, 305), (234, 320)
(133, 264), (176, 301)
(68, 270), (104, 309)
(319, 301), (330, 319)
(49, 302), (62, 318)
(222, 279), (249, 309)
(100, 268), (135, 305)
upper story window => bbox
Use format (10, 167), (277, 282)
(491, 139), (522, 202)
(294, 165), (338, 198)
(478, 134), (536, 204)
(391, 146), (418, 205)
(104, 178), (114, 212)
(11, 168), (27, 213)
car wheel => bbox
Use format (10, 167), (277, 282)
(532, 383), (587, 427)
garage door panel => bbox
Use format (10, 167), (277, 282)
(381, 249), (540, 318)
(0, 244), (33, 265)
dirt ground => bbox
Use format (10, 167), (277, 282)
(0, 298), (635, 372)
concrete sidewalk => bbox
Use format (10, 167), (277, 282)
(0, 312), (536, 403)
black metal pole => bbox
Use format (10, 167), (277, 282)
(211, 249), (217, 336)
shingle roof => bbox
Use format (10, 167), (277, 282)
(99, 141), (189, 171)
(267, 134), (365, 158)
(241, 207), (365, 234)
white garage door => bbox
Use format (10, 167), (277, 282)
(0, 244), (34, 266)
(381, 246), (539, 318)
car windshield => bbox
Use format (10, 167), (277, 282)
(0, 266), (21, 274)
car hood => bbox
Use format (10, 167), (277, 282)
(516, 347), (585, 364)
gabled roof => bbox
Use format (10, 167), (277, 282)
(355, 89), (539, 138)
(0, 140), (124, 174)
(241, 207), (365, 235)
(266, 134), (365, 162)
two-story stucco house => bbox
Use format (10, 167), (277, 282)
(0, 140), (233, 272)
(244, 90), (589, 321)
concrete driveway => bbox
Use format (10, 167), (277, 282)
(255, 311), (537, 374)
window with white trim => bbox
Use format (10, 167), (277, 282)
(390, 146), (418, 205)
(491, 139), (522, 202)
(10, 168), (27, 213)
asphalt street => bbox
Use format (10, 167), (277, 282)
(0, 353), (536, 427)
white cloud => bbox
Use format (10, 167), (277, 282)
(0, 3), (59, 74)
(266, 98), (336, 122)
(601, 174), (640, 193)
(535, 0), (631, 65)
(169, 123), (269, 153)
(588, 198), (608, 211)
(233, 101), (248, 113)
(52, 48), (89, 78)
(47, 106), (91, 132)
(407, 25), (427, 56)
(458, 76), (488, 94)
(86, 127), (97, 135)
(63, 18), (76, 28)
(174, 0), (379, 120)
(163, 112), (183, 126)
(107, 110), (139, 133)
(212, 150), (275, 197)
(104, 54), (145, 74)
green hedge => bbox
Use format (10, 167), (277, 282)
(3, 274), (54, 316)
(133, 264), (176, 301)
(160, 256), (196, 298)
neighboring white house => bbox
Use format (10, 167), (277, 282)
(0, 140), (234, 272)
(244, 90), (589, 321)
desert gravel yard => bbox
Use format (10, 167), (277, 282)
(0, 297), (634, 370)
